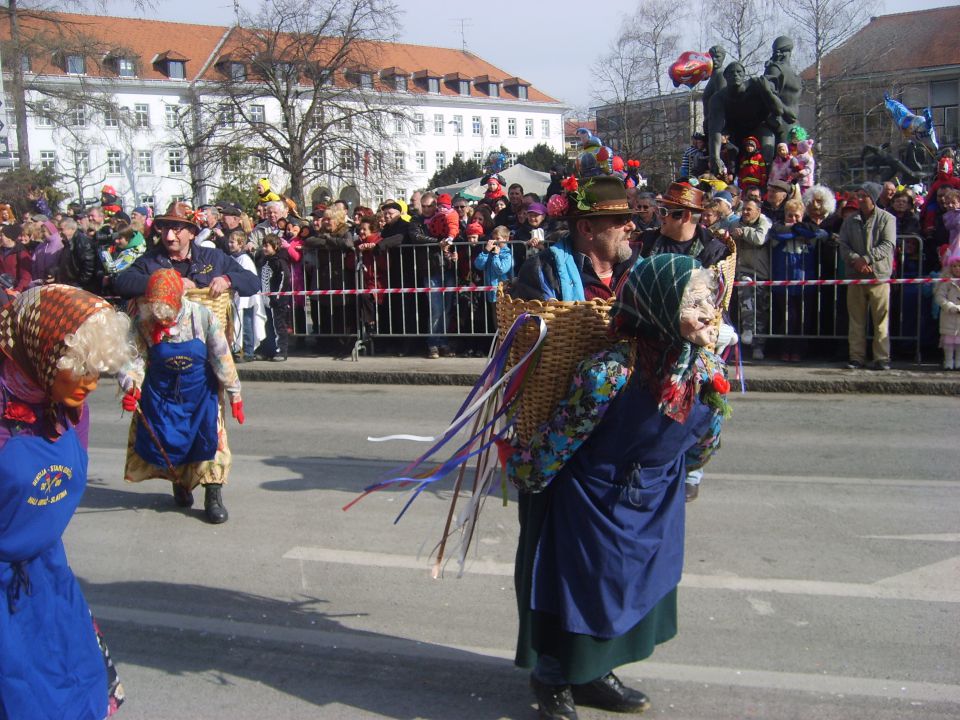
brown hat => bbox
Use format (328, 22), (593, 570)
(153, 201), (201, 231)
(767, 179), (793, 194)
(561, 175), (631, 218)
(659, 182), (705, 211)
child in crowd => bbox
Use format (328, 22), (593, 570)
(260, 234), (291, 361)
(934, 251), (960, 369)
(355, 217), (385, 336)
(227, 230), (262, 362)
(738, 136), (767, 191)
(940, 188), (960, 262)
(474, 225), (514, 326)
(769, 142), (793, 186)
(790, 139), (815, 194)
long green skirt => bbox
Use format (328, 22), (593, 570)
(514, 489), (678, 685)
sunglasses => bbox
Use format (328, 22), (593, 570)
(421, 203), (437, 209)
(454, 205), (467, 210)
(657, 207), (686, 220)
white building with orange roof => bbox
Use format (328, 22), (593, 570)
(0, 10), (565, 211)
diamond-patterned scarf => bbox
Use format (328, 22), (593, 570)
(0, 284), (110, 436)
(610, 254), (723, 423)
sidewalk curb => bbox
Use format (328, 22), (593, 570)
(237, 366), (960, 395)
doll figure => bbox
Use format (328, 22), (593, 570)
(790, 139), (815, 193)
(769, 142), (793, 186)
(934, 251), (960, 369)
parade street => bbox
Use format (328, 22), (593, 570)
(71, 383), (959, 720)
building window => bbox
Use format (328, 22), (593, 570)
(413, 113), (424, 134)
(373, 188), (385, 206)
(167, 149), (183, 175)
(167, 60), (186, 80)
(395, 187), (407, 201)
(137, 150), (153, 174)
(435, 151), (446, 170)
(250, 104), (265, 124)
(473, 151), (483, 163)
(250, 152), (269, 173)
(169, 195), (186, 206)
(393, 151), (405, 170)
(434, 113), (444, 134)
(164, 104), (180, 129)
(490, 117), (500, 136)
(229, 62), (246, 82)
(312, 150), (326, 172)
(104, 107), (120, 128)
(415, 151), (426, 171)
(106, 150), (122, 175)
(541, 119), (550, 137)
(66, 54), (85, 74)
(337, 114), (352, 131)
(34, 102), (52, 127)
(508, 152), (518, 165)
(133, 103), (150, 128)
(339, 148), (354, 169)
(393, 113), (403, 134)
(357, 72), (373, 89)
(39, 151), (56, 169)
(472, 115), (481, 135)
(394, 75), (408, 92)
(517, 85), (528, 100)
(116, 57), (136, 77)
(222, 149), (243, 174)
(427, 77), (440, 94)
(525, 118), (534, 137)
(139, 194), (155, 209)
(452, 115), (463, 135)
(488, 83), (499, 98)
(458, 80), (470, 96)
(69, 105), (86, 127)
(508, 117), (517, 137)
(73, 150), (89, 174)
(220, 104), (236, 127)
(20, 55), (30, 73)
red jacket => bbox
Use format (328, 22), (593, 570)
(0, 245), (32, 291)
(738, 152), (767, 188)
(426, 208), (459, 241)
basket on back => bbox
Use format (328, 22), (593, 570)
(185, 288), (234, 340)
(495, 286), (615, 446)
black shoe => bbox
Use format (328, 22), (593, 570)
(572, 672), (651, 714)
(846, 359), (864, 369)
(871, 360), (891, 371)
(685, 483), (700, 503)
(203, 484), (228, 524)
(530, 675), (578, 720)
(172, 483), (193, 508)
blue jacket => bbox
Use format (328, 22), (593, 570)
(113, 242), (260, 298)
(473, 244), (514, 301)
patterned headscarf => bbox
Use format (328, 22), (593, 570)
(0, 284), (110, 434)
(609, 255), (724, 423)
(144, 269), (184, 344)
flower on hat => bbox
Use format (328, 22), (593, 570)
(3, 400), (37, 427)
(547, 194), (570, 217)
(560, 176), (579, 192)
(711, 373), (730, 394)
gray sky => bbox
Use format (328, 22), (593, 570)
(102, 0), (954, 112)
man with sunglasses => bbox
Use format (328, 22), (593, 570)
(509, 176), (637, 302)
(631, 190), (661, 232)
(640, 182), (732, 503)
(113, 202), (260, 299)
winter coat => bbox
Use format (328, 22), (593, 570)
(732, 213), (772, 279)
(0, 244), (32, 291)
(112, 242), (260, 297)
(473, 243), (514, 301)
(837, 208), (897, 280)
(738, 152), (767, 189)
(934, 278), (960, 338)
(55, 232), (98, 293)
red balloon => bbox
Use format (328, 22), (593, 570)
(669, 51), (713, 88)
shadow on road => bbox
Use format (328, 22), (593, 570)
(81, 580), (532, 719)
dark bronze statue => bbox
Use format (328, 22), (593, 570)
(762, 36), (802, 139)
(707, 62), (781, 176)
(701, 45), (727, 136)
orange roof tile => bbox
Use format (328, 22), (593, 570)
(803, 5), (960, 80)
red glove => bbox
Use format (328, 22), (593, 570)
(121, 388), (141, 412)
(231, 400), (245, 425)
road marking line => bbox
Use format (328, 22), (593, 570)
(863, 533), (960, 542)
(282, 546), (960, 603)
(92, 604), (960, 704)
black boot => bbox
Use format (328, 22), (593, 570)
(530, 675), (578, 720)
(571, 672), (650, 713)
(172, 483), (193, 508)
(203, 484), (228, 524)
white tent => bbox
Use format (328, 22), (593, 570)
(434, 163), (551, 200)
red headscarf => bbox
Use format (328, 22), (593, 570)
(144, 269), (184, 345)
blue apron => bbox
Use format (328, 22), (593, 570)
(134, 337), (219, 468)
(531, 377), (714, 639)
(0, 427), (107, 720)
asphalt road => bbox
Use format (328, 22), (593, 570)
(69, 384), (960, 719)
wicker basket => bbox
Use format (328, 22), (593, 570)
(186, 288), (234, 339)
(495, 287), (615, 446)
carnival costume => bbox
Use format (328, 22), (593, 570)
(508, 254), (729, 702)
(0, 285), (125, 719)
(118, 270), (243, 522)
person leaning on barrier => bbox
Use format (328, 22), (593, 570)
(731, 198), (772, 360)
(837, 182), (896, 371)
(112, 202), (260, 300)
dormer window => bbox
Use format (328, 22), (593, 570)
(474, 76), (501, 98)
(427, 77), (440, 94)
(395, 75), (407, 91)
(154, 51), (189, 80)
(504, 77), (530, 100)
(488, 82), (499, 98)
(116, 57), (136, 77)
(20, 55), (31, 73)
(167, 60), (186, 79)
(228, 62), (246, 82)
(459, 80), (470, 96)
(358, 72), (373, 89)
(65, 54), (86, 75)
(517, 85), (527, 100)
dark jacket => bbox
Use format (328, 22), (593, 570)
(113, 242), (260, 297)
(303, 227), (355, 293)
(55, 232), (99, 293)
(260, 249), (291, 307)
(640, 225), (731, 268)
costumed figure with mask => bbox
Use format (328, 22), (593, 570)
(117, 269), (245, 525)
(505, 254), (731, 719)
(0, 285), (133, 718)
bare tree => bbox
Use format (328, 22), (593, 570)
(626, 0), (681, 99)
(591, 35), (648, 156)
(707, 0), (776, 75)
(207, 0), (402, 209)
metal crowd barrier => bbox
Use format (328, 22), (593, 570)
(277, 234), (936, 362)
